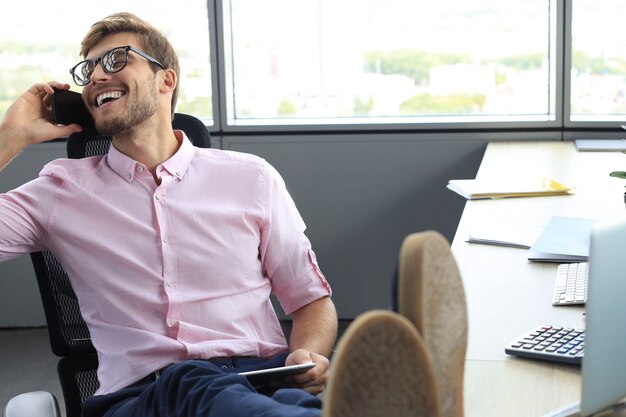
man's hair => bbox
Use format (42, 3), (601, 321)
(80, 12), (180, 116)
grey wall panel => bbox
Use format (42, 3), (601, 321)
(223, 133), (487, 318)
(1, 132), (558, 326)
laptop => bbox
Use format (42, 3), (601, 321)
(546, 217), (626, 417)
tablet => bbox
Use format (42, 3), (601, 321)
(239, 362), (315, 386)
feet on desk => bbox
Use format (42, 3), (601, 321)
(397, 230), (468, 417)
(323, 310), (439, 417)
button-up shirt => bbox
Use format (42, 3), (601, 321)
(0, 131), (331, 395)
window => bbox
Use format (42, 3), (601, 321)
(569, 0), (626, 123)
(0, 0), (213, 124)
(3, 1), (624, 130)
(223, 0), (558, 126)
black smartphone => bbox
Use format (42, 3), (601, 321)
(51, 88), (96, 131)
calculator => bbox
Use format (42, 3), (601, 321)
(504, 325), (584, 365)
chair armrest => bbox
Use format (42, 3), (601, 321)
(3, 391), (61, 417)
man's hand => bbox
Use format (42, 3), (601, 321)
(280, 348), (330, 395)
(0, 82), (83, 171)
(280, 297), (337, 395)
(2, 82), (83, 145)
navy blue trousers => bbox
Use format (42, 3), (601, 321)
(83, 355), (322, 417)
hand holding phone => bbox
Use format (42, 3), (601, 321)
(51, 88), (96, 131)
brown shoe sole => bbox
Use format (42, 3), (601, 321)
(324, 310), (439, 417)
(398, 231), (468, 417)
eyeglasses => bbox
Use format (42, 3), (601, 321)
(69, 45), (166, 86)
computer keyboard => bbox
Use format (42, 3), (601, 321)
(552, 262), (588, 306)
(505, 325), (584, 365)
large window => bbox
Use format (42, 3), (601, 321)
(224, 0), (558, 125)
(2, 1), (626, 130)
(0, 0), (213, 124)
(569, 0), (626, 123)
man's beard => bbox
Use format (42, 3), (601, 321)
(96, 78), (158, 136)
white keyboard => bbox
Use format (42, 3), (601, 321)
(552, 262), (588, 306)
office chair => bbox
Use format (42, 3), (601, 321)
(66, 113), (211, 158)
(3, 113), (211, 417)
(393, 230), (468, 417)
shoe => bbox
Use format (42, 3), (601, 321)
(323, 310), (439, 417)
(397, 231), (468, 417)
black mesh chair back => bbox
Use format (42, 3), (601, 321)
(31, 251), (95, 357)
(31, 250), (98, 417)
(67, 112), (211, 158)
(30, 113), (210, 417)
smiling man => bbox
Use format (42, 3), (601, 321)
(0, 11), (441, 417)
(0, 11), (339, 417)
(74, 22), (183, 179)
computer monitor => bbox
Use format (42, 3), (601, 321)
(579, 217), (626, 416)
(546, 217), (626, 417)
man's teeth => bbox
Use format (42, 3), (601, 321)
(96, 91), (124, 107)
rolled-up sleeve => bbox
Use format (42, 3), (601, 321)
(0, 177), (52, 260)
(258, 163), (331, 315)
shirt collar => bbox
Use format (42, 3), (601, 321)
(106, 130), (196, 183)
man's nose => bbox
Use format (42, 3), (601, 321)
(89, 61), (112, 84)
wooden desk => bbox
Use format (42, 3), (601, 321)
(452, 141), (626, 417)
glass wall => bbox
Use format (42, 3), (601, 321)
(2, 1), (625, 130)
(224, 0), (557, 125)
(569, 0), (626, 123)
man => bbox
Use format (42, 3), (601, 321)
(0, 12), (448, 417)
(1, 11), (339, 417)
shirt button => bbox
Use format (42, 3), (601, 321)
(166, 280), (173, 287)
(155, 194), (160, 201)
(162, 237), (168, 244)
(168, 319), (176, 326)
(137, 166), (144, 172)
(175, 171), (181, 177)
(126, 173), (132, 180)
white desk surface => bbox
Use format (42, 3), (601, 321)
(452, 141), (626, 417)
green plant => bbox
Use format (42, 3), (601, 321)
(610, 170), (626, 185)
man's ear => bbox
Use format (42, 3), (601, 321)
(159, 69), (177, 94)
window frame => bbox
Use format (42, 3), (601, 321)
(209, 0), (567, 133)
(562, 0), (626, 129)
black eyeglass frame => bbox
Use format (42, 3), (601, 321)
(69, 45), (166, 86)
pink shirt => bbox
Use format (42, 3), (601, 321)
(0, 132), (331, 395)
